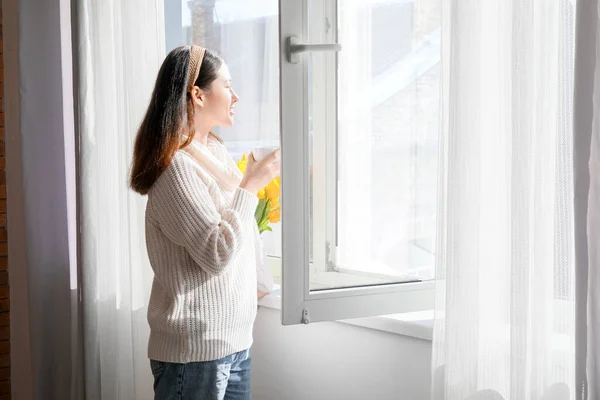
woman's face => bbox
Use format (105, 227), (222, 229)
(200, 63), (239, 128)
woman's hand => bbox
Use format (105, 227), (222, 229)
(239, 149), (280, 195)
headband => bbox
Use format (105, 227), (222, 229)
(187, 45), (206, 92)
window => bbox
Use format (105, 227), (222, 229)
(165, 0), (439, 325)
(281, 0), (438, 324)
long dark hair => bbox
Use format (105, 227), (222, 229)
(129, 46), (224, 195)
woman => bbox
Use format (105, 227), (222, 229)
(130, 45), (279, 399)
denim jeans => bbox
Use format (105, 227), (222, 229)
(150, 349), (251, 400)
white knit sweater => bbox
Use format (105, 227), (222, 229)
(145, 144), (260, 363)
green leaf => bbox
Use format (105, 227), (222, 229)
(261, 200), (271, 221)
(255, 198), (268, 222)
(258, 218), (269, 230)
(255, 198), (273, 233)
(261, 226), (272, 233)
(257, 201), (270, 228)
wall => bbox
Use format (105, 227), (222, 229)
(0, 4), (10, 399)
(252, 307), (432, 400)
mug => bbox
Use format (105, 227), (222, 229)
(253, 146), (280, 162)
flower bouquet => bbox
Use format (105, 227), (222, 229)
(237, 154), (281, 234)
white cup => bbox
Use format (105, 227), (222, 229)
(252, 146), (280, 162)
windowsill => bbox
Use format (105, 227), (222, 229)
(258, 285), (434, 341)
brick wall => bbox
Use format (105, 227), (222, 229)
(0, 4), (9, 399)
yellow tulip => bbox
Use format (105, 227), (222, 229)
(265, 177), (280, 200)
(237, 154), (248, 173)
(258, 188), (266, 200)
(268, 208), (281, 223)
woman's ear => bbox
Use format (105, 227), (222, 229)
(190, 86), (204, 107)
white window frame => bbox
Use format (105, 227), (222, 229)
(280, 0), (435, 325)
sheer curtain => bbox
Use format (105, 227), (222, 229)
(78, 1), (164, 399)
(432, 1), (578, 399)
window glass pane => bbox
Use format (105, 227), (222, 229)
(309, 0), (441, 291)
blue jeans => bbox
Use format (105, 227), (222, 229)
(150, 349), (251, 400)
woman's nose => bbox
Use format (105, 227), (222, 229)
(232, 89), (240, 103)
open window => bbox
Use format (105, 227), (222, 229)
(280, 0), (440, 325)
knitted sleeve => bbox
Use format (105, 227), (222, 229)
(150, 153), (258, 275)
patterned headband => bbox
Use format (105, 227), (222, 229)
(187, 45), (206, 92)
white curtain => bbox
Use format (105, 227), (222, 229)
(78, 1), (165, 399)
(432, 1), (578, 399)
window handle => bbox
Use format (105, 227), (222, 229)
(286, 36), (342, 64)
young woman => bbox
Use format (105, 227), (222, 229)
(130, 45), (279, 399)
